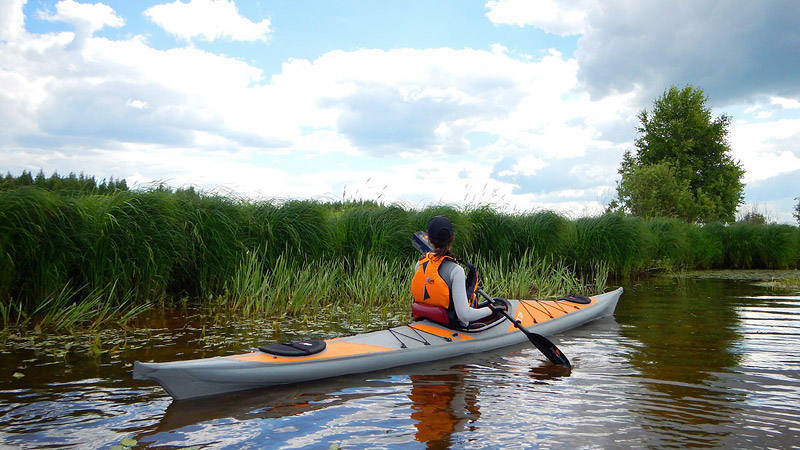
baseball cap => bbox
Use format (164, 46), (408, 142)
(426, 215), (453, 246)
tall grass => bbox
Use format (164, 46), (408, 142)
(570, 213), (651, 276)
(478, 252), (609, 299)
(1, 184), (799, 330)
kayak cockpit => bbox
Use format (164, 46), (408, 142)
(412, 297), (512, 332)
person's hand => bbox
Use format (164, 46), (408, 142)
(490, 299), (508, 311)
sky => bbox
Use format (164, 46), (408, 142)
(1, 0), (799, 222)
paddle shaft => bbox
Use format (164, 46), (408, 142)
(476, 289), (571, 368)
(411, 231), (571, 368)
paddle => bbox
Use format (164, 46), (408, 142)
(411, 231), (571, 368)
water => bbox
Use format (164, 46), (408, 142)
(2, 275), (800, 449)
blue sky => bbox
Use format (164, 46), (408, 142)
(2, 0), (799, 222)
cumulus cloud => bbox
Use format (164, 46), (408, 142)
(0, 0), (26, 42)
(485, 0), (588, 36)
(145, 0), (272, 43)
(17, 0), (799, 219)
(38, 0), (124, 49)
(729, 118), (800, 183)
(771, 97), (800, 110)
(0, 0), (636, 215)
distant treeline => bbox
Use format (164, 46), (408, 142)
(1, 179), (799, 318)
(1, 170), (129, 194)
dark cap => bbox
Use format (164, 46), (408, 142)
(427, 215), (454, 246)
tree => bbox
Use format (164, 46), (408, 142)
(794, 197), (800, 225)
(614, 161), (696, 219)
(614, 85), (745, 222)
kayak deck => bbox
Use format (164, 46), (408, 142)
(134, 287), (623, 400)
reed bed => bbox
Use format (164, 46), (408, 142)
(1, 184), (799, 331)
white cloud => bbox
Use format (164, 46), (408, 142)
(38, 0), (124, 49)
(0, 2), (637, 218)
(771, 96), (800, 110)
(145, 0), (271, 43)
(6, 0), (797, 221)
(0, 0), (26, 42)
(730, 118), (800, 183)
(485, 0), (588, 36)
(497, 155), (549, 177)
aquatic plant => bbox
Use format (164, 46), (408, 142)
(1, 181), (798, 331)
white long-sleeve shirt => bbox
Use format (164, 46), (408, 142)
(414, 258), (492, 326)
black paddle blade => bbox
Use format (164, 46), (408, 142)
(412, 231), (434, 254)
(524, 331), (572, 368)
(502, 311), (571, 368)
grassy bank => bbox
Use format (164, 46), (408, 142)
(1, 185), (798, 331)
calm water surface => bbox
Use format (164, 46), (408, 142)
(1, 276), (799, 449)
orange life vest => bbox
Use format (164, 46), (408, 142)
(410, 253), (479, 310)
(411, 253), (454, 309)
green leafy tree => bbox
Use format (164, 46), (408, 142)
(614, 85), (745, 222)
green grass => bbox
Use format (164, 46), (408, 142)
(1, 183), (798, 331)
(478, 252), (609, 299)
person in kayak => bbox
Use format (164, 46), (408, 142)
(410, 215), (494, 328)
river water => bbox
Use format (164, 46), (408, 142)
(1, 274), (799, 449)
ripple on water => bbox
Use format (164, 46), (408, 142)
(2, 279), (800, 448)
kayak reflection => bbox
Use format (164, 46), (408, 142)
(408, 368), (479, 449)
(135, 377), (388, 444)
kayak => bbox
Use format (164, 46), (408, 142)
(134, 287), (623, 400)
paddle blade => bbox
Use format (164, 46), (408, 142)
(526, 332), (572, 368)
(412, 231), (434, 254)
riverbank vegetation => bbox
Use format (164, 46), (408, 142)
(1, 173), (798, 332)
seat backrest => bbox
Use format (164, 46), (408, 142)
(411, 302), (450, 326)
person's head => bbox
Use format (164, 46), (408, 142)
(427, 215), (454, 257)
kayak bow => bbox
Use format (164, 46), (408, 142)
(133, 287), (622, 400)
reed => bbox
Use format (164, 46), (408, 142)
(340, 252), (411, 307)
(517, 211), (574, 261)
(29, 281), (151, 332)
(2, 181), (799, 331)
(476, 252), (609, 299)
(465, 206), (527, 259)
(0, 187), (75, 308)
(331, 202), (415, 262)
(219, 252), (340, 316)
(724, 222), (800, 269)
(569, 213), (651, 276)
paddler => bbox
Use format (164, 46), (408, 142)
(410, 215), (495, 328)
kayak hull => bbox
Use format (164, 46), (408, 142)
(134, 287), (622, 400)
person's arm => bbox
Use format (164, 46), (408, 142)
(448, 265), (492, 325)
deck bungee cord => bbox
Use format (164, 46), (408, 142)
(387, 326), (432, 348)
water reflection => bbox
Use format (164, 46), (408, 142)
(615, 278), (799, 448)
(408, 369), (479, 449)
(145, 378), (386, 436)
(528, 364), (572, 381)
(2, 276), (800, 448)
